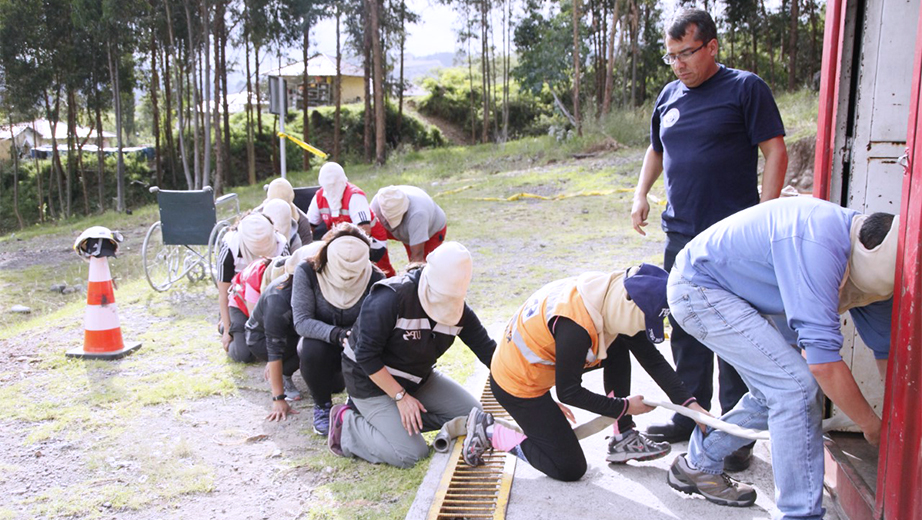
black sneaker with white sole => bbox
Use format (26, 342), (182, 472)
(667, 453), (757, 507)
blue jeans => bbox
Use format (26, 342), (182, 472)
(664, 233), (747, 430)
(667, 271), (825, 520)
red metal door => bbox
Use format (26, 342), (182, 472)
(876, 5), (922, 519)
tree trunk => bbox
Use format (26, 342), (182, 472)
(255, 43), (263, 141)
(467, 8), (476, 144)
(788, 0), (799, 90)
(397, 0), (405, 143)
(761, 0), (776, 88)
(95, 94), (105, 211)
(184, 0), (201, 189)
(162, 42), (177, 186)
(220, 5), (231, 188)
(334, 7), (342, 163)
(107, 42), (126, 212)
(302, 24), (311, 171)
(202, 0), (212, 189)
(363, 0), (373, 163)
(165, 0), (192, 189)
(371, 0), (386, 164)
(480, 0), (490, 143)
(31, 120), (45, 222)
(572, 0), (582, 136)
(808, 0), (819, 84)
(631, 0), (640, 107)
(43, 89), (64, 217)
(77, 107), (92, 215)
(245, 17), (256, 185)
(66, 85), (77, 218)
(8, 113), (23, 229)
(602, 0), (620, 115)
(151, 31), (163, 187)
(213, 0), (225, 195)
(502, 0), (510, 141)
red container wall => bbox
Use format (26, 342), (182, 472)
(876, 5), (922, 518)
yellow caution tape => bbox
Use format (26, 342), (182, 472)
(277, 132), (328, 159)
(433, 185), (474, 198)
(473, 188), (636, 202)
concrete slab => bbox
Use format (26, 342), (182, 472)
(408, 338), (844, 520)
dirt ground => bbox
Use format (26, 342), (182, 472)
(0, 148), (667, 519)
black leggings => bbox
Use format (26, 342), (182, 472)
(299, 338), (346, 405)
(247, 335), (300, 377)
(490, 375), (587, 482)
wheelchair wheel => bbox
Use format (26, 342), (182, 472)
(207, 219), (231, 286)
(184, 246), (208, 282)
(143, 221), (181, 292)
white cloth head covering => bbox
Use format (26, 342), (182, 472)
(418, 242), (472, 325)
(317, 235), (373, 310)
(236, 214), (278, 265)
(265, 242), (324, 287)
(318, 162), (348, 217)
(839, 214), (900, 313)
(266, 178), (299, 222)
(262, 199), (293, 239)
(375, 186), (410, 227)
(575, 269), (646, 361)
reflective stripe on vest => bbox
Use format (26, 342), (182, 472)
(510, 321), (555, 366)
(343, 341), (424, 384)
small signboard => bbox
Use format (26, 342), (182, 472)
(268, 77), (287, 115)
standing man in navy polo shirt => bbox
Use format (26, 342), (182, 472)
(629, 8), (788, 471)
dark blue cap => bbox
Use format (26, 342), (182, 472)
(623, 263), (670, 343)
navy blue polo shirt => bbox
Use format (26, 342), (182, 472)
(651, 65), (785, 237)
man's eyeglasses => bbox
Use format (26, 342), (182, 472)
(662, 41), (709, 65)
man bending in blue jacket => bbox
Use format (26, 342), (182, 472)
(664, 196), (896, 520)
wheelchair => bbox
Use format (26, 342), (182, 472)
(142, 186), (240, 292)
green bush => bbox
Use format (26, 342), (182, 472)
(418, 67), (551, 139)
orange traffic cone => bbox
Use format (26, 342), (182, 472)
(66, 256), (142, 359)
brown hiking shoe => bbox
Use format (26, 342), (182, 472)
(667, 453), (757, 507)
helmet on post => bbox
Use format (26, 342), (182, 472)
(74, 226), (124, 260)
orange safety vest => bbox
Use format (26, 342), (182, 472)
(491, 278), (601, 399)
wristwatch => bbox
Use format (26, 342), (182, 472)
(394, 389), (406, 402)
(272, 393), (287, 402)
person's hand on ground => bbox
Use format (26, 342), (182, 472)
(267, 399), (297, 422)
(397, 394), (427, 435)
(626, 394), (655, 415)
(221, 331), (231, 352)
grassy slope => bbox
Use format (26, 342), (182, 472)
(0, 90), (818, 519)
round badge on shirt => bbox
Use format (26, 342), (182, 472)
(663, 108), (680, 128)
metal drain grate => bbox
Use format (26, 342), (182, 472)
(427, 382), (517, 520)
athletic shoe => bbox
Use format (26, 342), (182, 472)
(645, 419), (694, 443)
(313, 402), (333, 436)
(606, 429), (671, 463)
(667, 453), (757, 507)
(328, 404), (348, 457)
(723, 442), (755, 472)
(462, 407), (494, 466)
(282, 376), (301, 401)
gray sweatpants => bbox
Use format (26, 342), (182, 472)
(341, 370), (481, 468)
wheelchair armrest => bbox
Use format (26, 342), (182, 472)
(215, 193), (238, 206)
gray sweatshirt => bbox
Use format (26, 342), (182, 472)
(292, 261), (384, 342)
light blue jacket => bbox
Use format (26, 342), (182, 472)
(675, 196), (891, 364)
